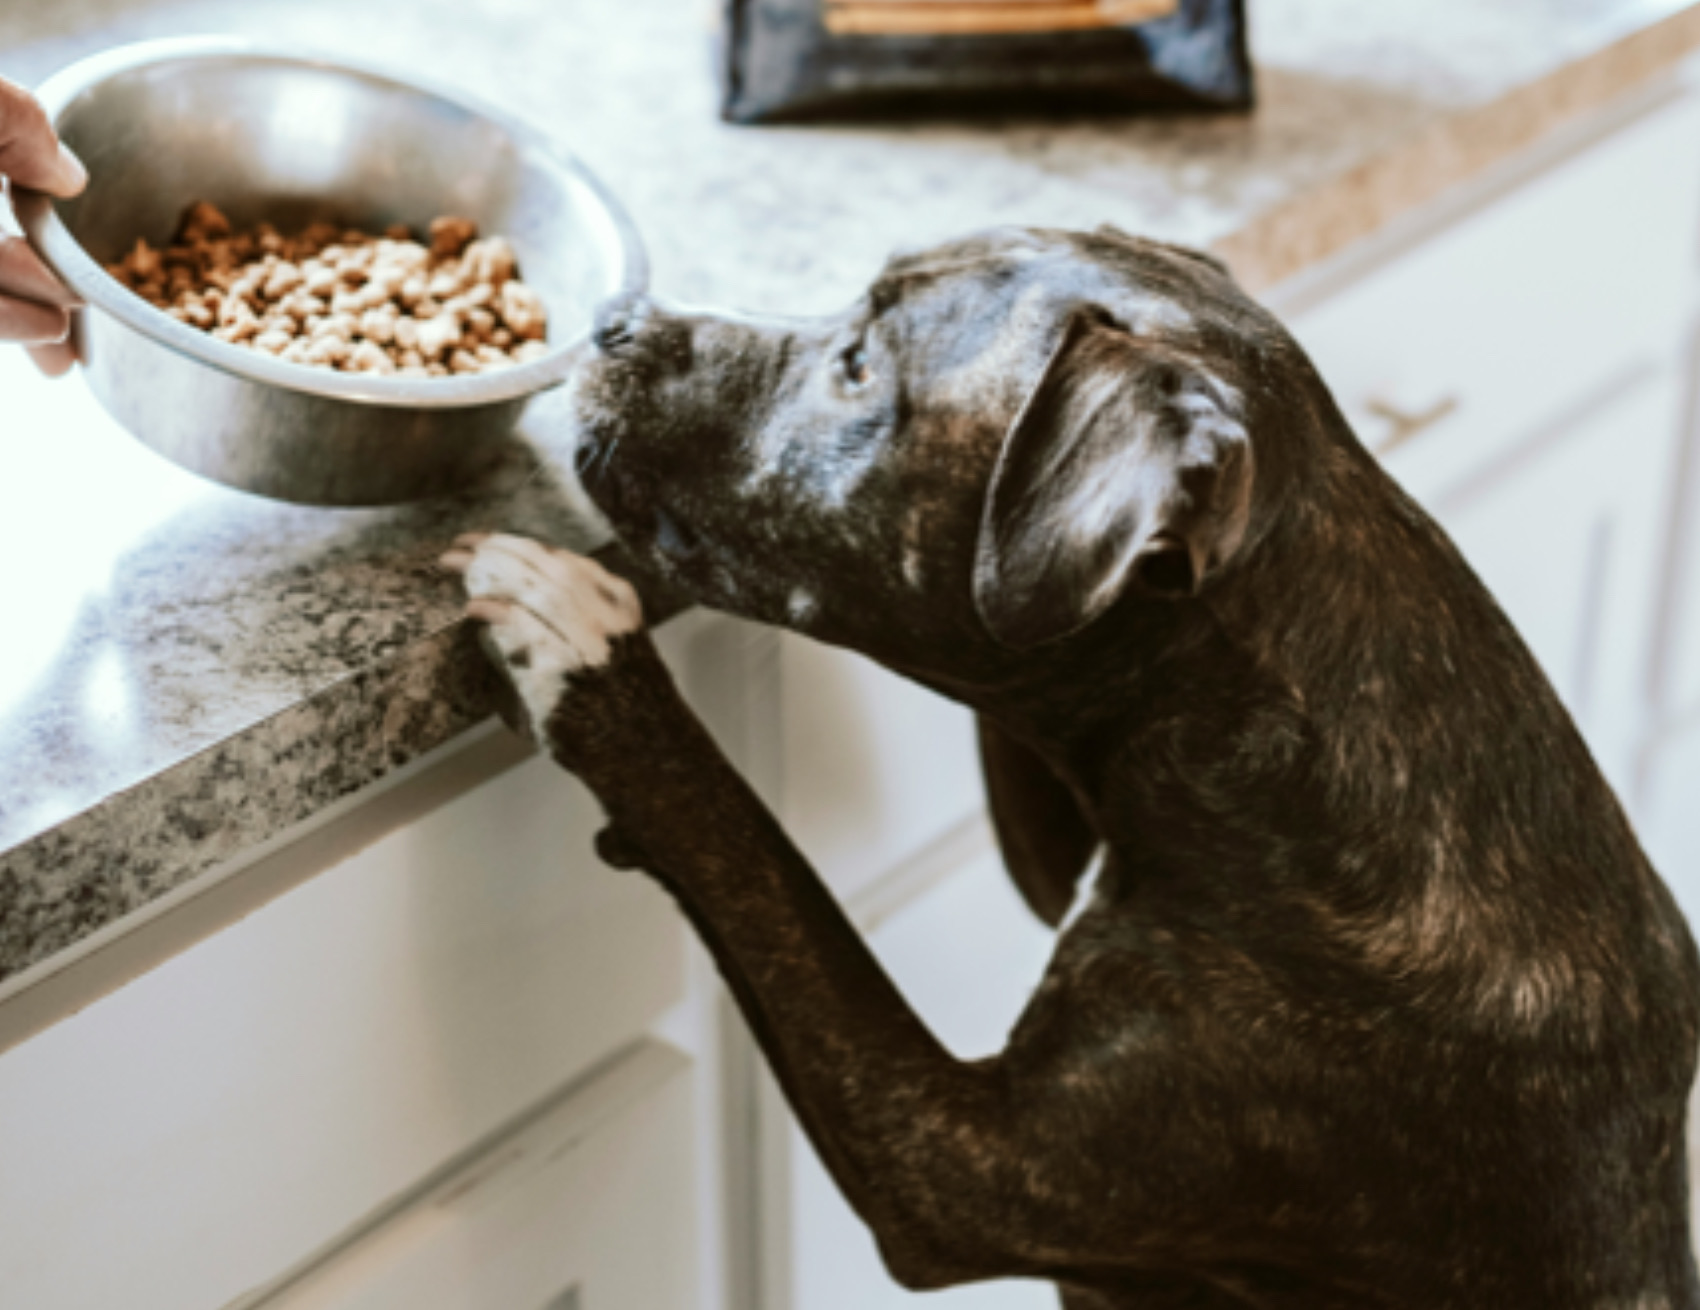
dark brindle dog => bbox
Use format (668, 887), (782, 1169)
(442, 226), (1700, 1308)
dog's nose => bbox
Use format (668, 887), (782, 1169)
(592, 292), (649, 354)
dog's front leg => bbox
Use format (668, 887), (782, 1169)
(441, 533), (1040, 1290)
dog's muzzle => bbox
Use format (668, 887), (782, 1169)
(591, 291), (652, 354)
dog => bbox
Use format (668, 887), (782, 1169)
(441, 225), (1700, 1308)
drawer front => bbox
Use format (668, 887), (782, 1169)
(244, 1041), (698, 1310)
(778, 633), (983, 903)
(1285, 87), (1700, 507)
(0, 747), (684, 1310)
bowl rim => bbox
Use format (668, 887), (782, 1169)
(13, 34), (649, 411)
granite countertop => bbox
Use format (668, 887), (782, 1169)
(2, 0), (1697, 990)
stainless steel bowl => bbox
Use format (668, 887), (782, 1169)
(14, 37), (646, 506)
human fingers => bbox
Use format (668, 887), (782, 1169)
(0, 233), (80, 308)
(26, 338), (76, 377)
(0, 76), (86, 198)
(0, 292), (68, 345)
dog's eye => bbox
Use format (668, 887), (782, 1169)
(838, 341), (874, 392)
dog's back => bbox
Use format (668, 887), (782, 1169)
(1039, 370), (1700, 1305)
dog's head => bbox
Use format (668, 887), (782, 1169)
(562, 226), (1314, 673)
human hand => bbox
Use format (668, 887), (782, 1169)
(0, 75), (87, 377)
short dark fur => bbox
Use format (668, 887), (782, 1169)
(514, 227), (1700, 1306)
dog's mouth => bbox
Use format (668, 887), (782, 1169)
(576, 449), (707, 571)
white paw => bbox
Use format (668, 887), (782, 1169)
(440, 533), (643, 739)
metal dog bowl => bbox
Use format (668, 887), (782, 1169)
(15, 37), (646, 506)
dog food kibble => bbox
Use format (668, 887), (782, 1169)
(105, 202), (550, 377)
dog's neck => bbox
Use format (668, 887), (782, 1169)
(944, 431), (1616, 890)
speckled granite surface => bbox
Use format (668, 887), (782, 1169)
(1, 0), (1697, 985)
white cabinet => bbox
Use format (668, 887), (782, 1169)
(1278, 84), (1700, 493)
(1659, 326), (1700, 723)
(0, 614), (739, 1310)
(1645, 318), (1700, 903)
(242, 1040), (698, 1310)
(0, 743), (686, 1310)
(776, 632), (983, 905)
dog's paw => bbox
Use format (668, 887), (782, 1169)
(440, 532), (643, 741)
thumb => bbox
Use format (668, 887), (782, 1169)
(0, 77), (87, 199)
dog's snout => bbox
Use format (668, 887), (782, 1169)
(592, 293), (650, 354)
(590, 292), (698, 375)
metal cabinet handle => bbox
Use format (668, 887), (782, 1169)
(1364, 393), (1461, 456)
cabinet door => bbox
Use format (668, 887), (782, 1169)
(762, 836), (1058, 1310)
(243, 1041), (698, 1310)
(1279, 87), (1700, 501)
(777, 633), (984, 904)
(1657, 323), (1700, 723)
(1421, 371), (1679, 800)
(0, 746), (684, 1310)
(1643, 720), (1700, 915)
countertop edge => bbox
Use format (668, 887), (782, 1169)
(0, 538), (694, 985)
(0, 619), (504, 981)
(1216, 3), (1700, 289)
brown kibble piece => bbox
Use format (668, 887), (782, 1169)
(178, 200), (232, 242)
(303, 264), (339, 298)
(429, 215), (477, 260)
(263, 262), (303, 300)
(462, 237), (517, 288)
(499, 280), (547, 340)
(304, 336), (351, 368)
(129, 238), (163, 281)
(417, 312), (462, 361)
(360, 309), (395, 345)
(348, 340), (396, 374)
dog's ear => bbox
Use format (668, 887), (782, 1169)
(973, 307), (1254, 651)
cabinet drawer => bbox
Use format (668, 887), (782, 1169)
(0, 748), (683, 1310)
(1286, 87), (1700, 506)
(241, 1041), (698, 1310)
(778, 633), (983, 903)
